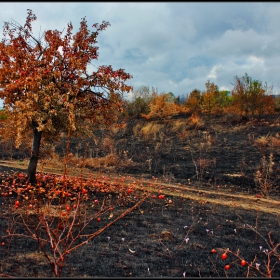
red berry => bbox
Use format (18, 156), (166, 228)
(221, 253), (227, 260)
(64, 191), (70, 197)
(211, 249), (217, 254)
(225, 264), (230, 270)
(82, 189), (87, 194)
(62, 211), (67, 216)
(256, 194), (261, 198)
(15, 201), (20, 206)
(97, 217), (101, 222)
(127, 189), (132, 194)
(158, 195), (165, 200)
(1, 242), (5, 246)
(241, 260), (247, 266)
(152, 195), (157, 199)
(66, 205), (71, 211)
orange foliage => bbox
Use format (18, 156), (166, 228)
(257, 95), (275, 115)
(141, 92), (179, 121)
(0, 9), (133, 148)
(176, 103), (190, 115)
(201, 80), (219, 114)
(231, 73), (275, 116)
(184, 89), (202, 113)
(0, 10), (133, 182)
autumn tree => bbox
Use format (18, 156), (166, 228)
(141, 91), (179, 121)
(201, 80), (219, 114)
(257, 94), (275, 115)
(0, 10), (132, 183)
(231, 73), (274, 116)
(275, 95), (280, 113)
(184, 89), (202, 113)
(256, 82), (275, 115)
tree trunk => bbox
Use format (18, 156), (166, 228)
(27, 121), (42, 184)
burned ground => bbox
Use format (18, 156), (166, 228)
(0, 114), (280, 277)
(0, 185), (280, 277)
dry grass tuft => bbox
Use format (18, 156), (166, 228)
(170, 120), (187, 133)
(132, 122), (144, 137)
(84, 154), (119, 168)
(140, 122), (164, 138)
(254, 135), (270, 149)
(83, 154), (138, 171)
(188, 114), (205, 129)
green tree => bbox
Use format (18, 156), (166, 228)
(0, 108), (8, 120)
(125, 96), (150, 118)
(124, 85), (152, 118)
(216, 90), (232, 108)
(167, 92), (176, 102)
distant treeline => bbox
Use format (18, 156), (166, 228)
(122, 73), (280, 120)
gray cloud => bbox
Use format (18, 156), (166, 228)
(0, 2), (279, 108)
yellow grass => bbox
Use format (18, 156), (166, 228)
(140, 122), (164, 138)
(132, 122), (144, 136)
(254, 135), (270, 148)
(170, 120), (187, 132)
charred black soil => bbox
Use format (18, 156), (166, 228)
(0, 114), (280, 277)
(0, 183), (280, 278)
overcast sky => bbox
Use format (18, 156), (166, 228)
(1, 2), (280, 105)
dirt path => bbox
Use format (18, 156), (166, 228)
(1, 161), (280, 277)
(1, 160), (279, 215)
